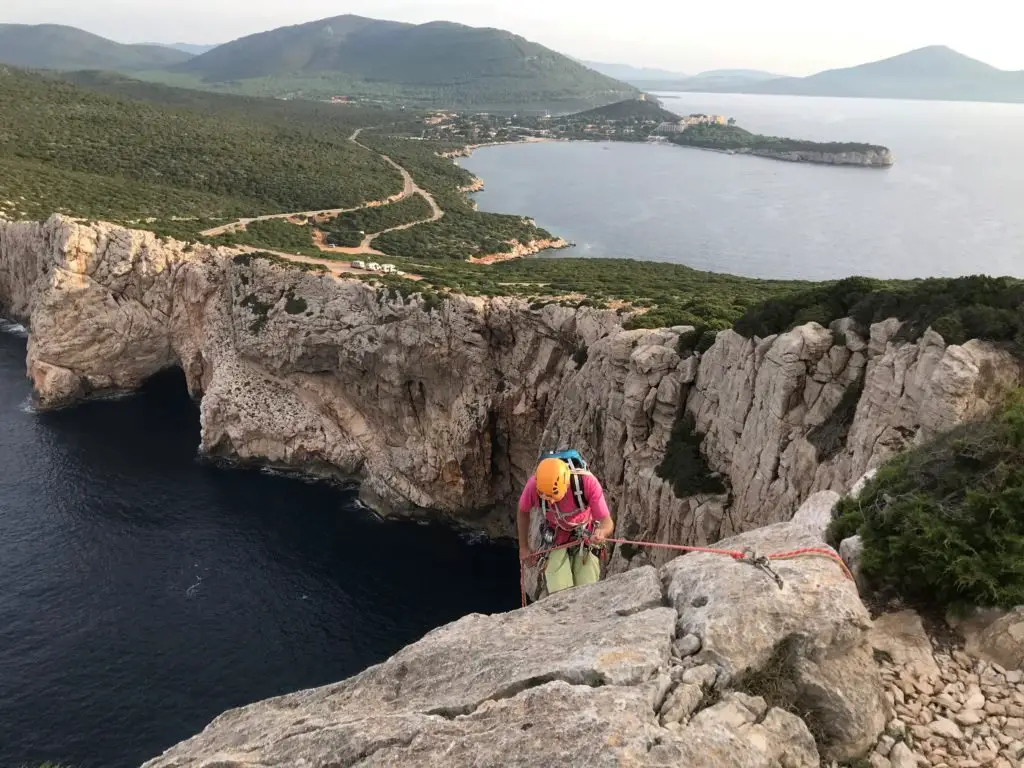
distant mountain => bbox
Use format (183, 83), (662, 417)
(692, 69), (779, 81)
(674, 47), (1024, 104)
(147, 42), (220, 55)
(626, 69), (780, 92)
(580, 60), (688, 82)
(570, 96), (680, 122)
(0, 24), (194, 71)
(170, 15), (636, 110)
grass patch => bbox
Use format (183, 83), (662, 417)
(733, 636), (831, 752)
(827, 390), (1024, 610)
(656, 411), (726, 499)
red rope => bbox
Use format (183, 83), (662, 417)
(518, 537), (853, 608)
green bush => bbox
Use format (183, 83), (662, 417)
(735, 275), (1024, 352)
(827, 391), (1024, 610)
(285, 294), (308, 315)
(656, 411), (727, 498)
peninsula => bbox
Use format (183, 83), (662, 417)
(419, 97), (895, 167)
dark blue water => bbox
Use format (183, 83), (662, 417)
(0, 325), (519, 768)
(460, 93), (1024, 281)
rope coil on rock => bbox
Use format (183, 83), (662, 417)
(518, 537), (854, 608)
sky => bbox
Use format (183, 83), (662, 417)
(3, 1), (1023, 75)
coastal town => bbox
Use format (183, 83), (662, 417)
(416, 96), (734, 143)
(415, 96), (893, 167)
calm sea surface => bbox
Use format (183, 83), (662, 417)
(0, 325), (519, 768)
(459, 92), (1024, 281)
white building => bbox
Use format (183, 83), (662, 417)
(352, 260), (366, 270)
(367, 262), (382, 272)
(381, 263), (398, 274)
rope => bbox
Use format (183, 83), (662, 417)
(518, 536), (853, 608)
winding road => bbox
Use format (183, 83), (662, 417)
(200, 128), (444, 254)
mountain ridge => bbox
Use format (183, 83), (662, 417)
(0, 23), (194, 71)
(167, 14), (636, 110)
(661, 46), (1024, 103)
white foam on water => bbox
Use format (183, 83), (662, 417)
(0, 319), (28, 338)
(19, 396), (37, 414)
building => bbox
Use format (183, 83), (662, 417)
(352, 260), (366, 270)
(682, 114), (727, 126)
(367, 262), (382, 272)
(381, 263), (398, 274)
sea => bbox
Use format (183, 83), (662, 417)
(0, 325), (519, 768)
(459, 92), (1024, 281)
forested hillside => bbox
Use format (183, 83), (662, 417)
(162, 14), (635, 110)
(0, 68), (403, 228)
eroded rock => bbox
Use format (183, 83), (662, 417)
(664, 522), (887, 760)
(140, 525), (893, 768)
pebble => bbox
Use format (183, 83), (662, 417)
(955, 709), (984, 726)
(867, 631), (1024, 768)
(888, 742), (920, 768)
(929, 717), (963, 739)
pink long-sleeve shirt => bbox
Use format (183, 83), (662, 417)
(518, 472), (610, 543)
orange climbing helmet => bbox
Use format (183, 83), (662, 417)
(535, 457), (571, 503)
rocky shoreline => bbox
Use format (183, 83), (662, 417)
(469, 236), (571, 264)
(674, 143), (895, 167)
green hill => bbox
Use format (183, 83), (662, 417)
(166, 14), (636, 110)
(663, 46), (1024, 104)
(570, 97), (680, 122)
(0, 24), (193, 71)
(0, 67), (404, 230)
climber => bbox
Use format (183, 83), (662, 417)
(517, 450), (614, 595)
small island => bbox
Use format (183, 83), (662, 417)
(419, 96), (894, 168)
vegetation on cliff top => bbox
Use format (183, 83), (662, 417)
(827, 391), (1024, 610)
(670, 122), (888, 155)
(374, 262), (1023, 354)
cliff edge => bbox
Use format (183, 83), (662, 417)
(1, 216), (1020, 544)
(141, 522), (885, 767)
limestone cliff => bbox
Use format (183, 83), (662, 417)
(141, 522), (885, 767)
(1, 216), (1020, 544)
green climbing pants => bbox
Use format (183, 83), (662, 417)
(545, 545), (601, 594)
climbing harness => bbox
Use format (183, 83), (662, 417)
(518, 536), (854, 608)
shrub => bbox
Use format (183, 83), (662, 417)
(656, 411), (727, 498)
(827, 390), (1024, 610)
(285, 294), (308, 315)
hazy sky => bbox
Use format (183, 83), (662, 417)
(4, 1), (1023, 75)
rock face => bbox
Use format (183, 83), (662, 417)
(742, 147), (896, 167)
(142, 523), (874, 767)
(1, 216), (1020, 540)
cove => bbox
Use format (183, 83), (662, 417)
(0, 329), (519, 768)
